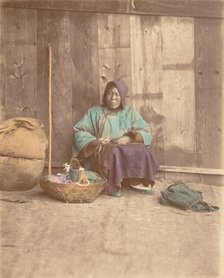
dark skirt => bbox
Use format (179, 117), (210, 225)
(90, 143), (159, 193)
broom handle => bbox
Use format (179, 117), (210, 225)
(48, 45), (52, 175)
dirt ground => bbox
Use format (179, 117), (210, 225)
(0, 179), (224, 278)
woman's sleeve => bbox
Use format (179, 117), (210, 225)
(73, 109), (98, 156)
(130, 108), (153, 145)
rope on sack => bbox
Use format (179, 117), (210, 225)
(48, 45), (52, 175)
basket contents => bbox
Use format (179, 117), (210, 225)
(40, 161), (106, 203)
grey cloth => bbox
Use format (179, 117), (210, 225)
(160, 182), (219, 212)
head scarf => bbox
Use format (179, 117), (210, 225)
(102, 79), (128, 108)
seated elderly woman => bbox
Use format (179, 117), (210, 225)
(72, 79), (158, 197)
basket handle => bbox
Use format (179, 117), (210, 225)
(70, 158), (82, 169)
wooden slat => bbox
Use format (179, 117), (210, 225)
(131, 0), (224, 19)
(130, 15), (163, 99)
(70, 12), (100, 123)
(5, 45), (37, 118)
(130, 15), (144, 105)
(2, 7), (37, 119)
(98, 13), (131, 100)
(0, 0), (128, 13)
(162, 17), (194, 67)
(130, 15), (164, 164)
(1, 0), (224, 19)
(37, 10), (73, 165)
(140, 15), (164, 165)
(162, 17), (195, 167)
(98, 13), (130, 49)
(160, 165), (224, 176)
(99, 48), (132, 100)
(3, 7), (36, 45)
(98, 48), (132, 106)
(156, 171), (201, 184)
(195, 18), (224, 170)
(159, 171), (224, 186)
(163, 70), (196, 165)
(36, 11), (49, 132)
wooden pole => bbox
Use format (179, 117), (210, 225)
(48, 45), (52, 175)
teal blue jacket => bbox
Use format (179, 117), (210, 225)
(73, 105), (152, 157)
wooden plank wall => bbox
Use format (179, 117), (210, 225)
(0, 4), (224, 185)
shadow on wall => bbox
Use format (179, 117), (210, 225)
(142, 106), (165, 165)
(143, 106), (197, 167)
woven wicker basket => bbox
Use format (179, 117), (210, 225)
(40, 175), (106, 203)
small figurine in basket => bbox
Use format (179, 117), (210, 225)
(72, 79), (159, 197)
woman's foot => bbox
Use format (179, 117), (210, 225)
(129, 184), (155, 195)
(108, 190), (122, 197)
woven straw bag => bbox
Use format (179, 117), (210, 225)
(0, 117), (48, 191)
(40, 167), (106, 203)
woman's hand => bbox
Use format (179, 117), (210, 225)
(114, 135), (132, 145)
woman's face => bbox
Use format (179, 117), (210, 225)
(105, 86), (121, 110)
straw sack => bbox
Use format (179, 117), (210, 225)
(0, 117), (48, 191)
